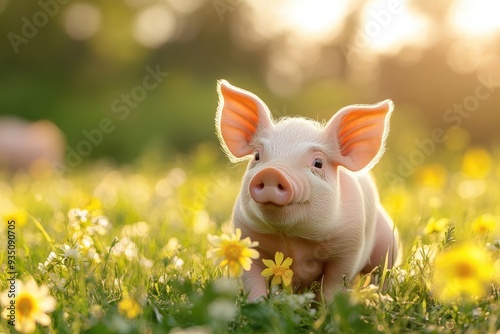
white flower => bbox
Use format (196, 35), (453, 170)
(88, 216), (110, 236)
(38, 252), (59, 274)
(173, 256), (184, 269)
(111, 237), (139, 260)
(68, 208), (90, 229)
(60, 244), (80, 260)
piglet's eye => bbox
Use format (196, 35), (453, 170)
(254, 152), (260, 161)
(313, 159), (323, 169)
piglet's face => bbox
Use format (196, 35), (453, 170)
(216, 80), (393, 237)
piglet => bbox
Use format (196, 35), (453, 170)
(215, 80), (399, 301)
(0, 117), (65, 172)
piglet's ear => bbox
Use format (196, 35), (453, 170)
(324, 100), (393, 173)
(216, 80), (273, 162)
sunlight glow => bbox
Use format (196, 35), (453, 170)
(448, 0), (500, 37)
(446, 39), (483, 75)
(240, 0), (350, 45)
(279, 0), (350, 41)
(239, 0), (351, 96)
(236, 0), (500, 94)
(359, 0), (430, 54)
(133, 5), (176, 48)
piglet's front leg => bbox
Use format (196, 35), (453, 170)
(242, 263), (268, 301)
(320, 260), (355, 301)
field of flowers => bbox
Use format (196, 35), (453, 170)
(1, 142), (500, 333)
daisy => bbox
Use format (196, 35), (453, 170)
(0, 278), (56, 333)
(261, 251), (294, 288)
(207, 228), (260, 277)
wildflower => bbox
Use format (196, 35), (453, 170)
(117, 296), (142, 319)
(38, 251), (58, 274)
(207, 228), (260, 277)
(461, 147), (491, 179)
(84, 198), (103, 214)
(0, 278), (56, 333)
(112, 237), (139, 260)
(1, 205), (28, 227)
(472, 214), (497, 235)
(162, 237), (181, 258)
(274, 292), (315, 310)
(172, 256), (184, 269)
(382, 186), (409, 216)
(78, 235), (101, 263)
(416, 164), (447, 190)
(68, 208), (90, 228)
(261, 251), (294, 288)
(432, 243), (495, 301)
(423, 217), (449, 235)
(88, 216), (110, 236)
(60, 244), (80, 260)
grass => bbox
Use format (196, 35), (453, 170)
(1, 142), (500, 333)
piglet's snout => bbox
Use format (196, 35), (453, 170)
(249, 167), (294, 206)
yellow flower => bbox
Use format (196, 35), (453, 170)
(0, 278), (56, 333)
(118, 296), (143, 319)
(416, 164), (447, 190)
(207, 228), (260, 277)
(1, 205), (28, 228)
(432, 244), (494, 301)
(85, 198), (103, 215)
(472, 214), (497, 235)
(462, 147), (491, 179)
(423, 217), (449, 235)
(261, 251), (294, 287)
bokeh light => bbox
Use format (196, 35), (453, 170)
(359, 0), (430, 54)
(64, 3), (102, 40)
(446, 39), (483, 75)
(447, 0), (500, 37)
(133, 4), (176, 48)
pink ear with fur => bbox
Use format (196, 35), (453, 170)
(216, 80), (273, 162)
(324, 100), (394, 172)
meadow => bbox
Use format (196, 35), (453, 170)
(1, 142), (500, 333)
